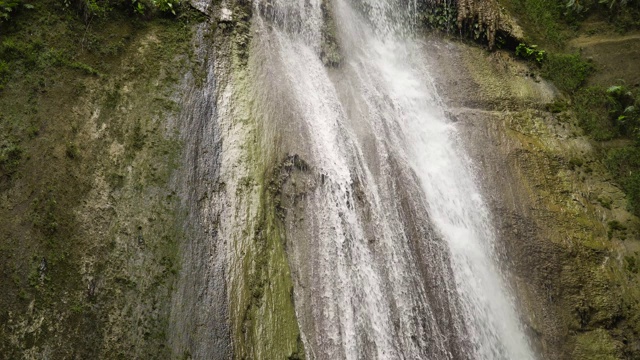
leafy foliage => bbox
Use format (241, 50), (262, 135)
(566, 0), (639, 14)
(536, 43), (640, 218)
(515, 43), (547, 64)
(63, 0), (181, 20)
(419, 2), (458, 33)
(607, 147), (640, 215)
(565, 0), (640, 29)
(418, 0), (513, 48)
(605, 85), (640, 138)
(151, 0), (179, 15)
(574, 85), (640, 215)
(131, 0), (145, 14)
(0, 0), (22, 23)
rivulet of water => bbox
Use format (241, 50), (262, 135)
(250, 0), (535, 358)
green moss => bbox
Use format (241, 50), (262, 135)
(625, 254), (639, 274)
(236, 191), (305, 359)
(0, 139), (22, 175)
(598, 196), (613, 209)
(230, 113), (305, 360)
(573, 329), (623, 360)
(565, 0), (640, 30)
(499, 0), (568, 48)
(605, 147), (640, 215)
(574, 87), (616, 140)
(419, 2), (457, 33)
(541, 53), (593, 93)
(222, 14), (304, 355)
(498, 9), (640, 355)
(0, 0), (199, 356)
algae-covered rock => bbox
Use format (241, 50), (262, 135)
(320, 0), (342, 67)
(573, 329), (623, 360)
(422, 34), (640, 359)
(0, 2), (203, 357)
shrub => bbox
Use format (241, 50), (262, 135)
(131, 0), (145, 14)
(574, 87), (616, 140)
(152, 0), (180, 15)
(63, 0), (111, 21)
(419, 2), (457, 33)
(65, 0), (181, 17)
(565, 0), (640, 29)
(0, 141), (22, 175)
(606, 147), (640, 215)
(0, 0), (21, 23)
(625, 255), (639, 274)
(0, 60), (9, 90)
(566, 0), (640, 15)
(506, 0), (567, 47)
(605, 85), (639, 138)
(541, 53), (593, 93)
(515, 43), (547, 64)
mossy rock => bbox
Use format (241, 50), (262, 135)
(573, 328), (624, 359)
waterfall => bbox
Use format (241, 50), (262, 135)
(248, 0), (536, 358)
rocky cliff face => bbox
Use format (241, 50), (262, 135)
(0, 2), (201, 357)
(1, 1), (639, 359)
(425, 37), (640, 359)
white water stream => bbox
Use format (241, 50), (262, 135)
(252, 0), (535, 358)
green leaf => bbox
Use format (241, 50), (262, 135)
(607, 85), (624, 95)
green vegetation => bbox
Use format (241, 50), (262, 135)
(0, 0), (201, 357)
(504, 0), (567, 47)
(417, 0), (510, 48)
(499, 0), (640, 219)
(60, 0), (182, 19)
(491, 0), (640, 357)
(502, 0), (639, 48)
(566, 0), (640, 29)
(625, 254), (639, 274)
(419, 2), (457, 33)
(224, 5), (305, 354)
(541, 53), (593, 93)
(569, 84), (640, 215)
(0, 139), (22, 176)
(0, 0), (24, 23)
(607, 219), (627, 239)
(574, 87), (614, 140)
(573, 328), (623, 359)
(151, 0), (180, 15)
(605, 85), (640, 137)
(606, 145), (640, 214)
(515, 43), (547, 64)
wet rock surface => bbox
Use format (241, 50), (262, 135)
(424, 37), (640, 359)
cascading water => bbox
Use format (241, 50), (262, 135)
(250, 0), (536, 358)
